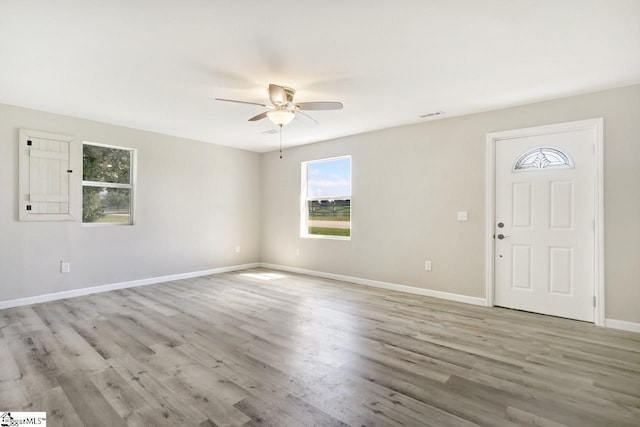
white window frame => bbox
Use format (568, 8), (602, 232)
(300, 155), (352, 240)
(82, 141), (137, 226)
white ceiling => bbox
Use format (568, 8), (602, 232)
(1, 1), (639, 152)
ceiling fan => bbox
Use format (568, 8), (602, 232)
(215, 84), (343, 127)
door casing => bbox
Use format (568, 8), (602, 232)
(485, 118), (604, 325)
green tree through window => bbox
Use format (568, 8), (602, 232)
(82, 143), (135, 224)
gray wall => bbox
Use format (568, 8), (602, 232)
(261, 84), (640, 324)
(0, 104), (262, 302)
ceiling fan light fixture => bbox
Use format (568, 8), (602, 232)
(267, 109), (295, 126)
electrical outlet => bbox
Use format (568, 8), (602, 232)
(457, 211), (468, 221)
(235, 245), (241, 253)
(295, 248), (300, 256)
(424, 260), (432, 271)
(60, 262), (70, 273)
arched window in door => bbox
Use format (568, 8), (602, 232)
(513, 147), (573, 171)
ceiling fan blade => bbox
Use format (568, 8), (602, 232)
(268, 84), (287, 107)
(248, 111), (268, 121)
(295, 110), (319, 125)
(215, 98), (268, 107)
(296, 101), (343, 111)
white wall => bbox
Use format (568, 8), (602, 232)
(260, 84), (640, 324)
(0, 103), (261, 303)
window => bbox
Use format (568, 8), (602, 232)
(301, 156), (351, 239)
(514, 146), (573, 171)
(82, 142), (136, 225)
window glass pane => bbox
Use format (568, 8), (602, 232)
(307, 199), (350, 237)
(513, 146), (573, 171)
(303, 156), (351, 238)
(307, 157), (351, 199)
(83, 187), (131, 224)
(83, 145), (131, 183)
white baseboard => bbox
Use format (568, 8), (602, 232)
(0, 263), (260, 310)
(605, 318), (640, 333)
(259, 263), (488, 306)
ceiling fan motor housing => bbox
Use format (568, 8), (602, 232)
(271, 85), (296, 107)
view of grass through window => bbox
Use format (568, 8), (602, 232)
(82, 144), (134, 224)
(308, 199), (351, 236)
(304, 156), (351, 237)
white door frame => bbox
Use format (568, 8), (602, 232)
(485, 118), (605, 326)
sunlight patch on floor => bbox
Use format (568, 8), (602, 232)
(240, 272), (288, 280)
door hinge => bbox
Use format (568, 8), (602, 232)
(593, 296), (596, 307)
(26, 205), (32, 211)
(27, 140), (32, 146)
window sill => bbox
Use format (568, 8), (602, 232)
(82, 222), (134, 227)
(301, 234), (351, 241)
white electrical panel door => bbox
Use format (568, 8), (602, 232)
(19, 129), (76, 221)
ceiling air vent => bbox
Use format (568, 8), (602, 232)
(420, 111), (445, 118)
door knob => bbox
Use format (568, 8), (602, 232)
(497, 234), (510, 240)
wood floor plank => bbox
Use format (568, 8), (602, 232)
(505, 406), (569, 427)
(90, 366), (151, 422)
(276, 393), (351, 427)
(161, 375), (251, 426)
(0, 379), (31, 410)
(341, 355), (518, 426)
(90, 319), (156, 360)
(6, 332), (61, 399)
(108, 354), (210, 426)
(39, 325), (109, 374)
(1, 267), (639, 426)
(176, 338), (295, 405)
(1, 307), (49, 338)
(70, 318), (127, 360)
(24, 385), (85, 426)
(0, 338), (21, 381)
(297, 366), (426, 427)
(148, 342), (249, 406)
(57, 371), (127, 427)
(233, 395), (301, 427)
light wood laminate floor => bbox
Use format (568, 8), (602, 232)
(1, 268), (639, 426)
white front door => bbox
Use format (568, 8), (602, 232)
(494, 127), (596, 321)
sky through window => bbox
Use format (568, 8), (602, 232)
(307, 157), (351, 198)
